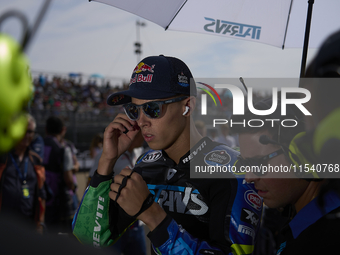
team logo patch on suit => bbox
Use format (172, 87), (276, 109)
(182, 140), (207, 164)
(149, 185), (209, 216)
(238, 224), (255, 239)
(167, 168), (177, 181)
(241, 208), (259, 227)
(244, 190), (262, 211)
(204, 150), (231, 166)
(142, 151), (162, 163)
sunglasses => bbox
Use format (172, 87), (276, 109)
(235, 148), (284, 176)
(123, 96), (188, 121)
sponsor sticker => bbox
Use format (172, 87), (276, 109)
(111, 94), (124, 104)
(133, 62), (155, 73)
(241, 208), (259, 227)
(167, 168), (177, 180)
(204, 150), (231, 166)
(151, 186), (208, 215)
(142, 150), (162, 163)
(129, 74), (153, 85)
(230, 217), (238, 229)
(129, 62), (155, 85)
(244, 190), (262, 211)
(238, 224), (255, 238)
(178, 72), (189, 87)
(183, 140), (207, 164)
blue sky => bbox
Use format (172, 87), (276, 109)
(1, 0), (330, 87)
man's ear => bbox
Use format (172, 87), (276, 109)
(183, 96), (196, 116)
(183, 106), (190, 115)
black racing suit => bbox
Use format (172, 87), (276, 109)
(73, 137), (263, 255)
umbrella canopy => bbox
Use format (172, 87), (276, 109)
(90, 0), (340, 49)
(90, 73), (105, 79)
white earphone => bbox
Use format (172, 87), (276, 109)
(183, 106), (190, 115)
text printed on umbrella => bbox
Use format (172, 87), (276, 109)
(204, 18), (261, 40)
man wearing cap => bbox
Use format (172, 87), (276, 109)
(73, 55), (262, 255)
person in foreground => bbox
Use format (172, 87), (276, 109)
(231, 96), (340, 255)
(73, 55), (262, 255)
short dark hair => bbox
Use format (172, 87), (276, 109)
(45, 116), (64, 135)
(230, 96), (305, 146)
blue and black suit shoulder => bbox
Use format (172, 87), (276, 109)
(134, 137), (263, 255)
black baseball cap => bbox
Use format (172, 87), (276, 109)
(107, 55), (197, 106)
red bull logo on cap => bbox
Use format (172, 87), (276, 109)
(130, 74), (153, 85)
(133, 62), (155, 74)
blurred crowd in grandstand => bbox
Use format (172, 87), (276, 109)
(31, 74), (269, 120)
(31, 74), (128, 117)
